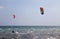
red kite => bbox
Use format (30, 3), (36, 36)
(40, 7), (44, 15)
(13, 14), (16, 19)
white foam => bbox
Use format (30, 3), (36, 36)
(15, 31), (19, 34)
(47, 37), (57, 39)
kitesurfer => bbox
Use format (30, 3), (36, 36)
(40, 7), (44, 15)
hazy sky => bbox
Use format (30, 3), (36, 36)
(0, 0), (60, 26)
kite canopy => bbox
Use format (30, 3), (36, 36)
(13, 14), (16, 19)
(40, 7), (44, 15)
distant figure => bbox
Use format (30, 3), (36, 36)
(12, 30), (15, 33)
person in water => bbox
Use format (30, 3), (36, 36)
(12, 30), (15, 33)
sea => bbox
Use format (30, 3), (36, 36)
(0, 26), (60, 39)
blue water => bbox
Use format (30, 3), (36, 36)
(0, 26), (60, 32)
(0, 26), (60, 28)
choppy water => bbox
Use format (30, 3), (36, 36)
(0, 26), (60, 39)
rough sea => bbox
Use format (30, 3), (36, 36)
(0, 26), (60, 39)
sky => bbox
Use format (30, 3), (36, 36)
(0, 0), (60, 26)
